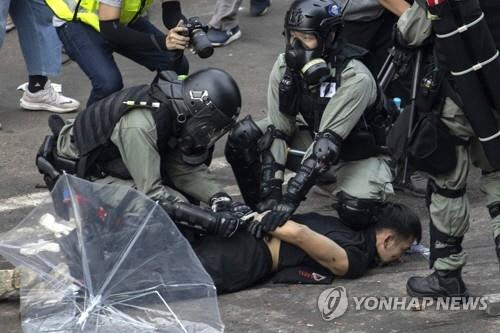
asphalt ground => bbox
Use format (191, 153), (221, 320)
(0, 0), (499, 332)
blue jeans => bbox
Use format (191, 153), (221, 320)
(0, 0), (61, 76)
(57, 17), (189, 106)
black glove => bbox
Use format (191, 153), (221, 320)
(256, 179), (282, 212)
(261, 195), (298, 232)
(230, 201), (253, 218)
(247, 219), (265, 239)
(213, 211), (240, 238)
(209, 192), (233, 212)
(279, 67), (300, 116)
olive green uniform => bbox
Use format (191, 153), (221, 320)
(257, 53), (394, 201)
(398, 2), (500, 270)
(57, 108), (224, 204)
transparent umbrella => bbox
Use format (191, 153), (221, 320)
(0, 174), (224, 333)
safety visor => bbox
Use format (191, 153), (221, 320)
(185, 103), (238, 149)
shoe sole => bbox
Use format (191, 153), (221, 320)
(406, 284), (469, 298)
(20, 99), (79, 114)
(211, 30), (242, 47)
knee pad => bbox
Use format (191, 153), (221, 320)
(335, 191), (382, 230)
(225, 115), (263, 165)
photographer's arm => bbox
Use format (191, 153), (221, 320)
(270, 220), (349, 276)
(98, 2), (189, 51)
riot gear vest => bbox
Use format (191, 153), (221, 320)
(279, 42), (385, 160)
(73, 84), (176, 182)
(46, 0), (153, 32)
(287, 42), (369, 133)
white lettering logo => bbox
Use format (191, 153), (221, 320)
(317, 286), (348, 321)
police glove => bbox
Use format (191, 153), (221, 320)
(230, 201), (253, 218)
(279, 67), (300, 116)
(261, 194), (298, 232)
(247, 219), (266, 240)
(209, 192), (233, 212)
(212, 211), (241, 238)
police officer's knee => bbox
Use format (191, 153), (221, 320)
(336, 191), (383, 230)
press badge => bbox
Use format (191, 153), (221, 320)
(320, 81), (336, 98)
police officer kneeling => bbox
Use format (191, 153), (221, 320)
(225, 0), (394, 234)
(37, 68), (248, 238)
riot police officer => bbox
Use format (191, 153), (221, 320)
(225, 0), (394, 234)
(37, 68), (246, 238)
(395, 0), (500, 297)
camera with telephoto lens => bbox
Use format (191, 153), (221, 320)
(183, 17), (214, 59)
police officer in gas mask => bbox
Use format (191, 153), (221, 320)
(37, 68), (248, 238)
(225, 0), (394, 235)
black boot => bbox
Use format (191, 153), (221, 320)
(406, 269), (468, 297)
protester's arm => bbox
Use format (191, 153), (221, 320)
(98, 2), (189, 51)
(270, 220), (349, 276)
(378, 0), (410, 17)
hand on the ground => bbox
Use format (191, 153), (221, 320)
(166, 21), (190, 50)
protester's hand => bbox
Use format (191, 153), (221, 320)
(166, 20), (190, 50)
(260, 197), (297, 232)
(214, 211), (240, 238)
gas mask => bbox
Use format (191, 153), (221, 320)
(178, 102), (237, 166)
(284, 37), (330, 86)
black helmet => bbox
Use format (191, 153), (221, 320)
(284, 0), (343, 48)
(178, 68), (242, 165)
(182, 68), (241, 119)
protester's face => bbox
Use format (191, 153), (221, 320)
(289, 30), (319, 49)
(377, 232), (414, 263)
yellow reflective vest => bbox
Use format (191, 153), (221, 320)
(45, 0), (154, 31)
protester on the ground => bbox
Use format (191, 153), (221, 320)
(175, 202), (420, 293)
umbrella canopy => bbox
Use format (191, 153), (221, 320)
(0, 174), (224, 333)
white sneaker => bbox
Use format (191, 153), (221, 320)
(19, 80), (80, 113)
